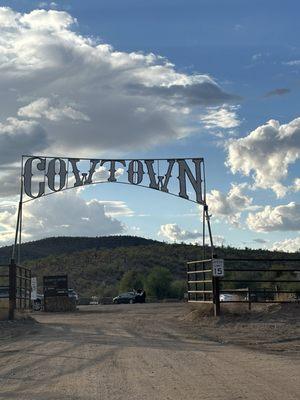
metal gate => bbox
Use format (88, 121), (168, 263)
(8, 261), (31, 320)
(187, 257), (300, 316)
(187, 258), (220, 315)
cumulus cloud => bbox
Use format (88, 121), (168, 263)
(207, 183), (254, 226)
(0, 6), (238, 167)
(158, 223), (202, 242)
(0, 191), (125, 244)
(157, 223), (224, 245)
(18, 97), (90, 122)
(247, 202), (300, 232)
(226, 118), (300, 197)
(0, 118), (48, 166)
(271, 237), (300, 253)
(293, 178), (300, 192)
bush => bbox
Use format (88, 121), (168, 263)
(119, 270), (144, 293)
(170, 280), (186, 299)
(145, 267), (172, 299)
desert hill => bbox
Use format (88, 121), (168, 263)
(0, 235), (297, 298)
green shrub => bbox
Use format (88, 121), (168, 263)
(145, 267), (172, 299)
(119, 270), (144, 293)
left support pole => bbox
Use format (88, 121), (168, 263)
(10, 157), (24, 320)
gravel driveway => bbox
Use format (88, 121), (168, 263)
(0, 303), (299, 400)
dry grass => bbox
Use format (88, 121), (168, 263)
(180, 302), (300, 356)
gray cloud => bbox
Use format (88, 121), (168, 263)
(0, 7), (240, 167)
(0, 167), (20, 198)
(264, 88), (290, 97)
(0, 118), (48, 166)
(0, 190), (125, 244)
(253, 238), (268, 244)
(127, 81), (240, 107)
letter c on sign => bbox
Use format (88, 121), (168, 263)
(24, 157), (46, 199)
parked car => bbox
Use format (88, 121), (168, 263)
(113, 292), (137, 304)
(219, 293), (238, 302)
(68, 289), (79, 302)
(113, 289), (146, 304)
(32, 293), (44, 311)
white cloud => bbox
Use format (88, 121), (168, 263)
(283, 60), (300, 66)
(96, 200), (133, 217)
(293, 178), (300, 192)
(158, 223), (202, 242)
(0, 6), (238, 166)
(0, 190), (125, 244)
(226, 118), (300, 197)
(271, 237), (300, 253)
(18, 97), (90, 122)
(207, 183), (254, 226)
(247, 202), (300, 232)
(200, 105), (240, 129)
(157, 223), (224, 245)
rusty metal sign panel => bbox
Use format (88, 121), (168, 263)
(22, 156), (206, 204)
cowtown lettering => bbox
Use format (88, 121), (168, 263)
(23, 157), (204, 204)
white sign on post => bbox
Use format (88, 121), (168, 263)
(212, 259), (224, 277)
(31, 277), (37, 300)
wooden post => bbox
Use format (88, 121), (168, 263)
(213, 275), (221, 317)
(248, 287), (252, 311)
(9, 260), (16, 320)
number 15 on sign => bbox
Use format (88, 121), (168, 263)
(212, 259), (224, 277)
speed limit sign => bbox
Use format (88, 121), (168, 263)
(212, 259), (224, 277)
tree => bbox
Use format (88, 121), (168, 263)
(145, 267), (172, 299)
(170, 280), (186, 299)
(119, 270), (143, 293)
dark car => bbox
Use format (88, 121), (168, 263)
(113, 292), (137, 304)
(68, 289), (79, 302)
(32, 293), (44, 311)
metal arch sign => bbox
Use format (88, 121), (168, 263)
(22, 156), (206, 205)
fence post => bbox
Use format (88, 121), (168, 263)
(212, 275), (221, 317)
(9, 259), (17, 320)
(248, 287), (251, 311)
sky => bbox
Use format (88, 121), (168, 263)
(0, 0), (299, 252)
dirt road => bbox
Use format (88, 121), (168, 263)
(0, 303), (299, 400)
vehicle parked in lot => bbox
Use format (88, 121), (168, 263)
(113, 290), (146, 304)
(113, 292), (137, 304)
(32, 293), (44, 311)
(219, 293), (238, 302)
(68, 289), (79, 302)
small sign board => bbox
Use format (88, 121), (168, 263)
(212, 259), (224, 277)
(31, 277), (37, 300)
(43, 275), (68, 297)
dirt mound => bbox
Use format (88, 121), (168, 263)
(180, 303), (300, 355)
